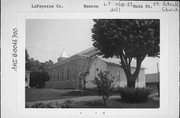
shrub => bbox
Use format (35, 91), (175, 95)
(93, 71), (114, 107)
(61, 99), (74, 108)
(25, 104), (30, 108)
(30, 102), (60, 108)
(31, 102), (47, 108)
(119, 87), (151, 103)
(84, 88), (96, 92)
(27, 100), (74, 108)
(79, 72), (89, 89)
(30, 71), (50, 88)
(45, 102), (58, 108)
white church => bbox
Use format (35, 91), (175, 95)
(45, 47), (146, 89)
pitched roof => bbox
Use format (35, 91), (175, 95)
(49, 47), (145, 69)
(82, 47), (145, 68)
(98, 56), (145, 68)
(145, 73), (159, 83)
(78, 47), (98, 57)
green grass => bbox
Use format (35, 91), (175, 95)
(73, 98), (159, 108)
(26, 88), (98, 102)
(26, 88), (121, 102)
(26, 98), (159, 108)
(26, 88), (159, 108)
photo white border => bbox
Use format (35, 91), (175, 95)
(17, 12), (171, 117)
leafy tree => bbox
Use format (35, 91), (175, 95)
(25, 49), (52, 88)
(25, 49), (31, 70)
(44, 60), (54, 71)
(92, 19), (159, 88)
(93, 71), (114, 107)
(26, 49), (54, 72)
(30, 71), (50, 88)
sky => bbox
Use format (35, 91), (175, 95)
(26, 19), (159, 74)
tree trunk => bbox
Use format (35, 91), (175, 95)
(119, 54), (144, 89)
(103, 96), (107, 107)
(127, 79), (136, 88)
(104, 100), (107, 108)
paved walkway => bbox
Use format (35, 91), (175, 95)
(26, 95), (120, 106)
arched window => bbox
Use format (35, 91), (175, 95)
(67, 68), (69, 80)
(57, 73), (59, 81)
(54, 74), (56, 81)
(62, 71), (64, 81)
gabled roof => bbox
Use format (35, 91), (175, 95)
(78, 47), (98, 57)
(80, 47), (145, 68)
(49, 47), (145, 69)
(98, 56), (145, 69)
(145, 73), (159, 83)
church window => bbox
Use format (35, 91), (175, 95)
(59, 72), (61, 81)
(62, 71), (64, 81)
(67, 68), (69, 80)
(51, 74), (53, 81)
(54, 72), (56, 81)
(57, 73), (59, 81)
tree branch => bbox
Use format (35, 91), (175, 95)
(127, 57), (132, 74)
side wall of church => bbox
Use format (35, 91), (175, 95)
(86, 58), (108, 88)
(106, 64), (146, 88)
(45, 57), (88, 89)
(107, 64), (122, 88)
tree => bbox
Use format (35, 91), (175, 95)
(44, 60), (54, 71)
(25, 49), (51, 88)
(93, 71), (114, 107)
(25, 49), (31, 70)
(30, 71), (50, 88)
(92, 19), (159, 88)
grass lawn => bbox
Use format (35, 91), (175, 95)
(26, 88), (159, 108)
(73, 98), (159, 108)
(26, 88), (98, 102)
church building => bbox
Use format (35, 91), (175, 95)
(45, 47), (146, 89)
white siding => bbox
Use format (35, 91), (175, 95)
(119, 68), (127, 87)
(86, 57), (146, 88)
(107, 64), (122, 87)
(125, 67), (146, 88)
(86, 58), (108, 88)
(135, 68), (146, 88)
(108, 65), (145, 88)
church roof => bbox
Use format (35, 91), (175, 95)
(80, 47), (145, 69)
(79, 47), (97, 55)
(49, 47), (145, 69)
(99, 56), (145, 69)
